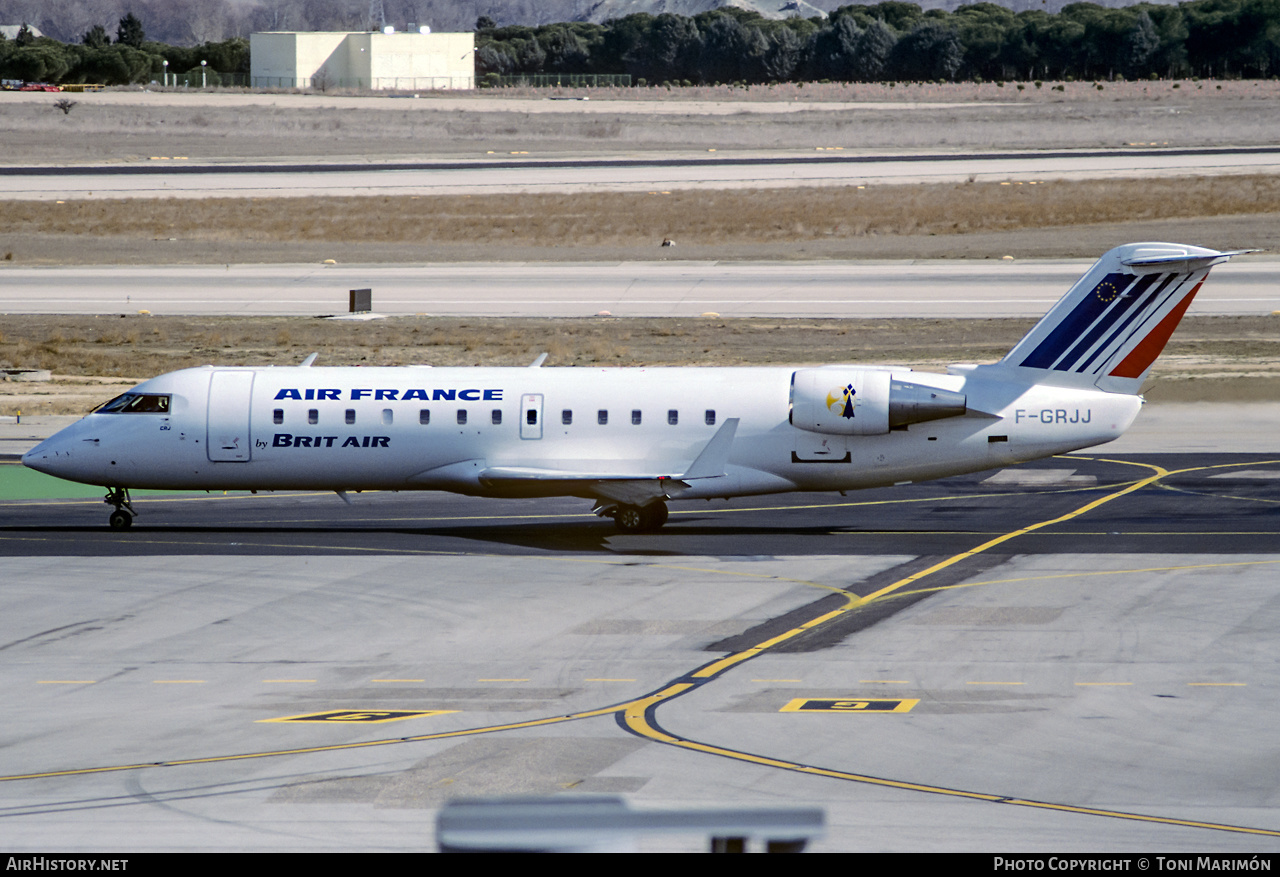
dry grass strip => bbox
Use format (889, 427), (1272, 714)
(4, 176), (1279, 247)
(2, 313), (1276, 376)
(5, 314), (1278, 413)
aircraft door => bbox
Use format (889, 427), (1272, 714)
(207, 370), (254, 462)
(520, 393), (543, 440)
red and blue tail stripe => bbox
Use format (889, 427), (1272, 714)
(992, 243), (1246, 394)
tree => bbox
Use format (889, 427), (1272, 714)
(116, 13), (145, 49)
(697, 13), (752, 83)
(891, 20), (963, 80)
(761, 26), (803, 82)
(1149, 6), (1189, 78)
(199, 37), (250, 75)
(870, 2), (925, 33)
(955, 3), (1015, 80)
(1121, 10), (1160, 79)
(82, 25), (110, 49)
(515, 37), (546, 73)
(15, 24), (35, 47)
(475, 44), (514, 75)
(805, 16), (861, 80)
(853, 19), (897, 80)
(624, 13), (700, 83)
(5, 44), (73, 82)
(540, 26), (590, 73)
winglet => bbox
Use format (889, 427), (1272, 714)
(301, 353), (319, 367)
(528, 353), (548, 368)
(681, 418), (739, 480)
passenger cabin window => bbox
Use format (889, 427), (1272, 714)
(598, 410), (608, 425)
(631, 409), (642, 426)
(382, 408), (393, 426)
(492, 409), (502, 425)
(705, 410), (716, 426)
(345, 409), (356, 425)
(95, 393), (171, 414)
(526, 409), (538, 425)
(562, 409), (572, 426)
(273, 409), (284, 425)
(419, 409), (430, 425)
(668, 409), (679, 426)
(457, 409), (467, 425)
(308, 409), (318, 425)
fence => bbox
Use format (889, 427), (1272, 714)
(491, 73), (631, 88)
(166, 72), (249, 88)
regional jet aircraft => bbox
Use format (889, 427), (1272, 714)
(23, 243), (1242, 531)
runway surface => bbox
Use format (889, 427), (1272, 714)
(3, 257), (1276, 318)
(2, 451), (1279, 851)
(5, 147), (1280, 200)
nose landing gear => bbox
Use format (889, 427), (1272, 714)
(104, 487), (136, 529)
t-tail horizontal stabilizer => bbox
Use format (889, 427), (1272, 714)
(992, 243), (1250, 395)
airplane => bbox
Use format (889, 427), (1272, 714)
(22, 242), (1244, 532)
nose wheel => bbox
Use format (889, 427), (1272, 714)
(104, 487), (136, 529)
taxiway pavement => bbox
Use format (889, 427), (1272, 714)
(1, 414), (1278, 850)
(5, 148), (1280, 200)
(2, 257), (1276, 317)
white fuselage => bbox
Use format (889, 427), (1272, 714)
(24, 364), (1142, 500)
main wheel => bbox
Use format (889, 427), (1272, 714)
(614, 505), (646, 532)
(645, 503), (669, 529)
(614, 502), (669, 533)
(108, 510), (132, 529)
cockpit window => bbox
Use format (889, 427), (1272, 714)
(95, 393), (171, 414)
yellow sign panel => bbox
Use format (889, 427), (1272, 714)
(780, 698), (919, 713)
(258, 709), (458, 724)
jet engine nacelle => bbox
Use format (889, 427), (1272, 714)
(790, 368), (967, 436)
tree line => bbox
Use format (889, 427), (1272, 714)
(476, 1), (1280, 84)
(4, 1), (1280, 87)
(0, 14), (248, 85)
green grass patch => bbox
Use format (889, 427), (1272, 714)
(0, 463), (236, 501)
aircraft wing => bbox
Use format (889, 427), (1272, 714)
(477, 418), (739, 506)
(477, 469), (688, 506)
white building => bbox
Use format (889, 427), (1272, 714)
(250, 31), (474, 90)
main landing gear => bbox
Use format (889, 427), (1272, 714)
(609, 501), (669, 533)
(104, 487), (136, 529)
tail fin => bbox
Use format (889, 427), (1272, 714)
(996, 243), (1248, 394)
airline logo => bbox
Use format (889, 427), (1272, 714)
(273, 388), (503, 401)
(826, 383), (857, 419)
(1017, 271), (1201, 377)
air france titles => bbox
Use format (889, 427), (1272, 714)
(272, 388), (504, 402)
(268, 387), (504, 451)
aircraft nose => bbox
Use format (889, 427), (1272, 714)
(21, 434), (99, 480)
(22, 438), (64, 475)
